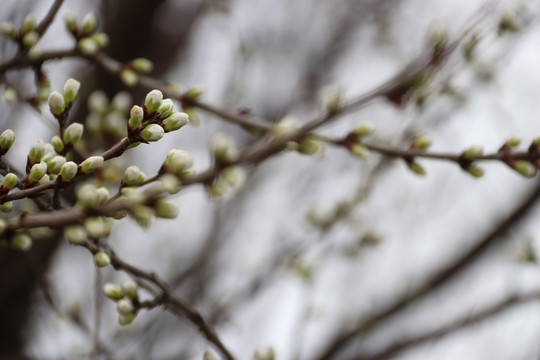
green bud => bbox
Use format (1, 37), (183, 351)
(2, 173), (18, 190)
(221, 166), (246, 188)
(120, 69), (138, 87)
(353, 122), (375, 138)
(0, 201), (13, 213)
(0, 129), (15, 154)
(144, 89), (163, 114)
(78, 37), (98, 55)
(514, 160), (536, 178)
(505, 136), (521, 148)
(463, 145), (484, 159)
(132, 58), (153, 73)
(63, 122), (84, 145)
(163, 112), (189, 132)
(62, 11), (77, 33)
(0, 22), (17, 39)
(64, 225), (87, 245)
(48, 91), (66, 115)
(411, 134), (433, 150)
(123, 166), (146, 186)
(164, 149), (193, 176)
(154, 200), (178, 219)
(62, 78), (81, 104)
(140, 124), (164, 142)
(28, 140), (46, 164)
(157, 99), (174, 118)
(131, 205), (154, 228)
(118, 313), (135, 326)
(128, 105), (144, 131)
(38, 174), (50, 185)
(103, 283), (123, 301)
(80, 12), (97, 36)
(117, 298), (135, 315)
(210, 133), (238, 163)
(185, 85), (206, 100)
(12, 233), (32, 251)
(91, 32), (108, 47)
(467, 165), (484, 178)
(29, 161), (47, 183)
(51, 135), (64, 153)
(207, 178), (228, 198)
(59, 161), (78, 181)
(2, 87), (17, 106)
(86, 217), (106, 239)
(121, 280), (138, 299)
(95, 187), (110, 204)
(297, 136), (320, 155)
(94, 251), (110, 267)
(350, 144), (369, 159)
(27, 46), (42, 61)
(46, 155), (66, 174)
(80, 155), (104, 174)
(159, 174), (181, 194)
(408, 162), (426, 176)
(22, 31), (39, 48)
(77, 183), (98, 207)
(21, 14), (37, 34)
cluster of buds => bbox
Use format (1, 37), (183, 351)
(159, 149), (194, 180)
(120, 58), (154, 87)
(126, 90), (189, 145)
(62, 11), (108, 55)
(207, 166), (246, 198)
(47, 78), (81, 123)
(346, 121), (375, 160)
(103, 280), (140, 325)
(124, 192), (179, 228)
(0, 14), (39, 50)
(86, 91), (132, 139)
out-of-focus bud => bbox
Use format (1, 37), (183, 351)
(163, 149), (192, 176)
(131, 205), (154, 228)
(159, 174), (181, 194)
(80, 156), (104, 174)
(80, 12), (97, 36)
(117, 298), (135, 315)
(118, 313), (135, 326)
(123, 166), (146, 186)
(121, 280), (138, 299)
(0, 22), (17, 39)
(48, 91), (66, 115)
(463, 145), (484, 159)
(21, 14), (37, 34)
(185, 85), (206, 100)
(154, 200), (178, 219)
(514, 160), (536, 178)
(103, 283), (123, 301)
(2, 87), (17, 106)
(505, 136), (521, 148)
(91, 32), (108, 47)
(77, 183), (98, 207)
(62, 78), (80, 104)
(128, 105), (144, 131)
(411, 134), (433, 150)
(408, 162), (426, 176)
(0, 129), (15, 155)
(29, 161), (47, 183)
(12, 233), (32, 251)
(353, 122), (375, 138)
(22, 31), (39, 48)
(95, 187), (110, 204)
(27, 46), (42, 61)
(467, 165), (485, 178)
(111, 92), (131, 112)
(120, 69), (138, 87)
(88, 91), (108, 115)
(2, 173), (18, 190)
(140, 124), (164, 142)
(64, 225), (87, 245)
(349, 144), (369, 159)
(62, 11), (77, 33)
(427, 20), (449, 49)
(86, 217), (106, 239)
(0, 201), (13, 213)
(94, 251), (110, 267)
(59, 161), (77, 181)
(132, 58), (153, 73)
(77, 37), (98, 55)
(163, 112), (189, 132)
(319, 85), (342, 114)
(144, 90), (163, 114)
(210, 133), (238, 163)
(297, 136), (321, 155)
(63, 123), (84, 145)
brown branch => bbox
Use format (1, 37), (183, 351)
(36, 0), (65, 36)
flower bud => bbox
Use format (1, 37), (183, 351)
(0, 22), (17, 39)
(63, 122), (84, 145)
(270, 117), (298, 139)
(117, 298), (135, 315)
(48, 91), (65, 115)
(38, 174), (50, 185)
(297, 136), (321, 155)
(22, 31), (39, 48)
(27, 46), (42, 61)
(80, 12), (97, 36)
(408, 162), (426, 176)
(411, 134), (433, 150)
(467, 165), (484, 178)
(64, 225), (87, 245)
(140, 124), (164, 142)
(221, 166), (246, 188)
(156, 99), (174, 118)
(59, 161), (78, 181)
(128, 105), (144, 131)
(88, 91), (108, 115)
(2, 173), (18, 190)
(78, 37), (98, 55)
(0, 129), (15, 154)
(121, 280), (138, 299)
(154, 200), (178, 219)
(514, 160), (536, 178)
(103, 283), (123, 301)
(28, 140), (46, 165)
(185, 85), (206, 100)
(80, 156), (104, 174)
(350, 144), (369, 159)
(144, 89), (163, 114)
(131, 205), (154, 228)
(118, 313), (135, 326)
(123, 166), (146, 186)
(2, 87), (17, 106)
(62, 11), (77, 33)
(164, 149), (193, 175)
(12, 233), (32, 251)
(159, 174), (181, 194)
(163, 112), (189, 132)
(51, 135), (64, 153)
(0, 201), (13, 213)
(29, 161), (47, 183)
(353, 122), (375, 138)
(86, 217), (106, 239)
(210, 133), (238, 163)
(463, 145), (483, 159)
(62, 78), (80, 104)
(95, 187), (110, 204)
(77, 183), (98, 207)
(505, 136), (521, 148)
(120, 69), (138, 87)
(45, 155), (66, 174)
(132, 58), (153, 73)
(94, 251), (110, 267)
(91, 32), (108, 47)
(21, 14), (37, 34)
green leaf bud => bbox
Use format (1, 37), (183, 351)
(128, 105), (144, 131)
(0, 129), (15, 154)
(408, 162), (426, 176)
(467, 165), (485, 178)
(0, 22), (17, 39)
(62, 78), (80, 104)
(514, 160), (536, 178)
(297, 136), (321, 155)
(140, 124), (164, 142)
(163, 112), (189, 132)
(62, 11), (77, 33)
(154, 200), (178, 219)
(121, 280), (138, 300)
(411, 134), (433, 150)
(12, 233), (32, 251)
(123, 166), (146, 186)
(132, 57), (153, 73)
(48, 91), (65, 115)
(29, 161), (47, 183)
(59, 161), (77, 181)
(94, 251), (110, 267)
(0, 201), (13, 213)
(2, 173), (18, 190)
(120, 69), (138, 87)
(80, 12), (97, 36)
(463, 145), (484, 159)
(64, 225), (87, 245)
(80, 156), (104, 174)
(353, 122), (375, 138)
(63, 122), (84, 145)
(505, 135), (521, 148)
(117, 298), (135, 315)
(103, 283), (123, 301)
(144, 89), (163, 114)
(21, 14), (37, 34)
(22, 31), (39, 48)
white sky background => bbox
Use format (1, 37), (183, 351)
(2, 0), (540, 359)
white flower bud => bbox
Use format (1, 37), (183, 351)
(29, 161), (47, 183)
(94, 251), (110, 267)
(64, 225), (87, 245)
(27, 46), (42, 61)
(80, 12), (97, 36)
(59, 161), (78, 181)
(463, 145), (484, 159)
(210, 133), (238, 163)
(505, 136), (521, 148)
(163, 112), (189, 132)
(2, 173), (18, 190)
(412, 134), (433, 150)
(140, 124), (164, 142)
(111, 92), (131, 113)
(121, 280), (138, 299)
(28, 140), (46, 165)
(95, 187), (110, 204)
(62, 78), (81, 104)
(157, 99), (174, 118)
(78, 37), (98, 55)
(46, 155), (66, 174)
(117, 298), (135, 315)
(80, 156), (104, 174)
(118, 313), (135, 326)
(128, 105), (144, 131)
(159, 174), (181, 194)
(123, 166), (146, 186)
(0, 22), (17, 39)
(63, 123), (84, 145)
(91, 32), (108, 47)
(154, 200), (178, 219)
(103, 283), (123, 301)
(164, 149), (192, 176)
(12, 233), (32, 251)
(77, 183), (98, 207)
(48, 91), (65, 115)
(0, 129), (15, 154)
(131, 205), (154, 228)
(86, 217), (106, 239)
(514, 160), (536, 178)
(51, 135), (64, 153)
(144, 89), (163, 114)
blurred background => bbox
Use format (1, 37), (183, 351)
(2, 0), (540, 359)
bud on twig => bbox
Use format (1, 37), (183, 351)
(132, 58), (153, 73)
(123, 166), (146, 186)
(128, 105), (144, 131)
(59, 161), (77, 181)
(29, 162), (47, 183)
(154, 200), (178, 219)
(117, 298), (135, 315)
(514, 160), (536, 178)
(2, 173), (18, 190)
(144, 90), (163, 114)
(163, 112), (189, 132)
(103, 283), (123, 301)
(94, 251), (111, 267)
(62, 78), (80, 104)
(62, 11), (77, 33)
(121, 280), (138, 300)
(0, 129), (15, 155)
(12, 233), (32, 251)
(411, 134), (433, 150)
(80, 156), (104, 174)
(63, 123), (84, 145)
(120, 70), (138, 87)
(48, 91), (65, 115)
(80, 12), (97, 36)
(140, 124), (164, 142)
(163, 149), (192, 176)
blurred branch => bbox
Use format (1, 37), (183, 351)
(36, 0), (65, 36)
